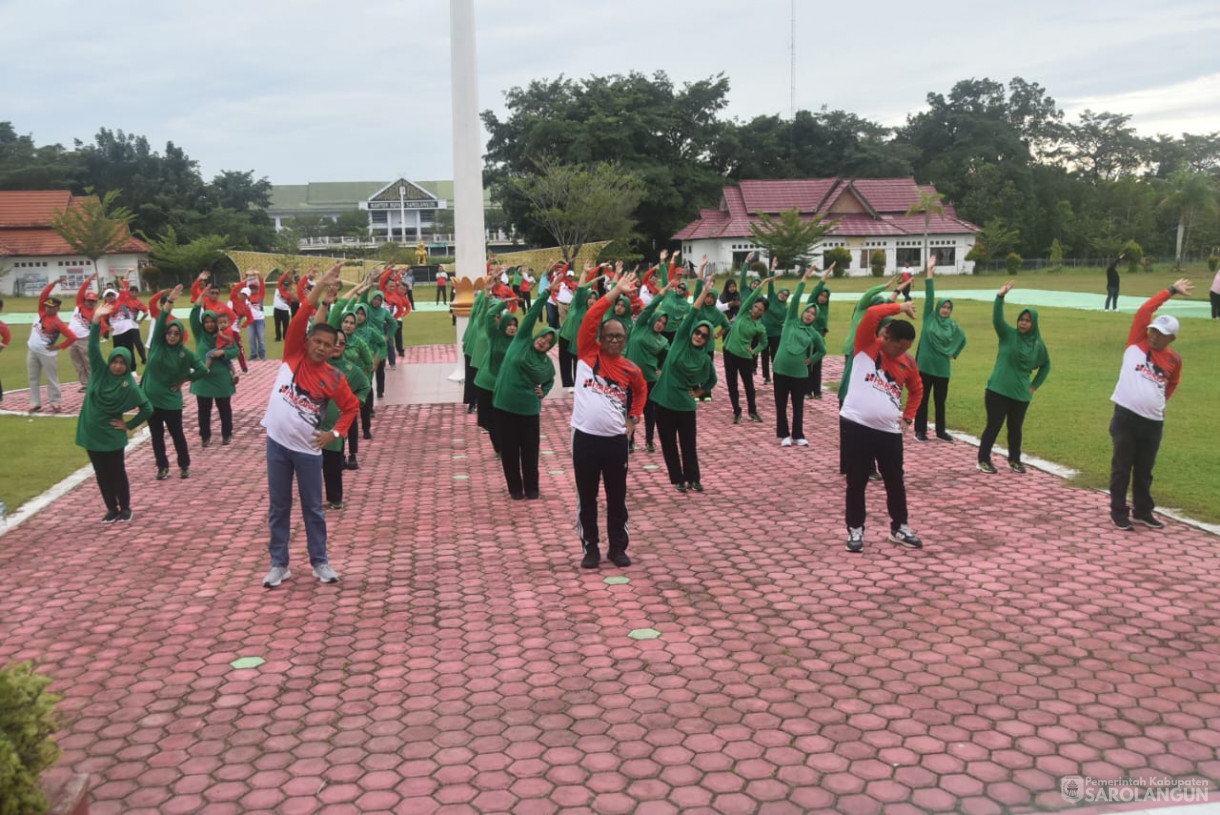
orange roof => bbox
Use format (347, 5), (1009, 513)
(0, 189), (150, 257)
(0, 190), (74, 227)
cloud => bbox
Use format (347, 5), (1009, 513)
(1062, 73), (1220, 137)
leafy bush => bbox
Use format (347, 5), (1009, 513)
(1208, 254), (1219, 272)
(1048, 239), (1064, 273)
(869, 249), (887, 278)
(824, 247), (853, 278)
(966, 242), (988, 263)
(0, 662), (62, 815)
(1005, 252), (1022, 275)
(595, 239), (643, 266)
(1142, 255), (1154, 272)
(1121, 240), (1143, 272)
(748, 260), (769, 275)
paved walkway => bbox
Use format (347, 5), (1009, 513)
(1, 348), (1217, 814)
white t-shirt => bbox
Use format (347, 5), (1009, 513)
(274, 288), (290, 311)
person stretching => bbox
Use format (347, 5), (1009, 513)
(913, 257), (967, 442)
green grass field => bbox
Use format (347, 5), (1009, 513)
(2, 266), (1217, 523)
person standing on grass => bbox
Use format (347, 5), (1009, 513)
(1210, 266), (1220, 319)
(913, 257), (967, 443)
(66, 274), (99, 391)
(1108, 278), (1193, 531)
(77, 299), (153, 523)
(1103, 252), (1126, 311)
(977, 281), (1052, 475)
(839, 299), (923, 553)
(142, 285), (203, 481)
(897, 261), (915, 302)
(27, 278), (77, 414)
(273, 268), (293, 341)
(571, 272), (648, 570)
(0, 299), (10, 403)
(261, 263), (361, 589)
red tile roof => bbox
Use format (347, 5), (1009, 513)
(0, 190), (149, 257)
(673, 178), (980, 241)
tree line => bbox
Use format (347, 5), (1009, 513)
(483, 73), (1220, 264)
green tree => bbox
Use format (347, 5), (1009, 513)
(503, 157), (644, 263)
(145, 227), (230, 283)
(905, 188), (945, 267)
(0, 662), (62, 815)
(49, 188), (135, 289)
(823, 247), (853, 278)
(1048, 238), (1065, 271)
(1061, 110), (1144, 181)
(869, 249), (887, 277)
(327, 209), (369, 240)
(1158, 169), (1217, 267)
(978, 217), (1021, 260)
(747, 208), (838, 269)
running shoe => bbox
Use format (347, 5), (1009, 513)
(608, 550), (631, 567)
(156, 468), (170, 481)
(936, 433), (954, 442)
(795, 439), (809, 447)
(780, 437), (792, 447)
(263, 565), (290, 588)
(888, 525), (923, 549)
(977, 461), (997, 474)
(1132, 512), (1165, 529)
(846, 527), (864, 553)
(101, 510), (120, 524)
(312, 563), (339, 583)
(1111, 513), (1134, 531)
(1008, 461), (1027, 474)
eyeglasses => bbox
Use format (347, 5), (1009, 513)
(601, 335), (626, 343)
(693, 331), (710, 339)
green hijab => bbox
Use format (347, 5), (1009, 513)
(922, 298), (966, 357)
(1012, 307), (1046, 370)
(89, 346), (144, 415)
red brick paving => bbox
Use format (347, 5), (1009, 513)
(1, 346), (1218, 814)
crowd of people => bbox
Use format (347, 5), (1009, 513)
(0, 252), (1198, 583)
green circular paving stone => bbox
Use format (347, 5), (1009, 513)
(230, 656), (265, 670)
(540, 450), (554, 456)
(628, 628), (661, 640)
(604, 576), (630, 585)
(548, 470), (565, 475)
(452, 454), (467, 460)
(642, 464), (659, 470)
(453, 474), (470, 480)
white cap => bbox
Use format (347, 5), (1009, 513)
(240, 287), (252, 296)
(102, 288), (118, 298)
(1149, 315), (1179, 337)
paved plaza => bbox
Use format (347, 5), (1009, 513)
(1, 347), (1218, 814)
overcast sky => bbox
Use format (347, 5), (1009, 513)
(2, 0), (1217, 185)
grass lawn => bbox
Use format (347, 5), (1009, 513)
(2, 264), (1217, 524)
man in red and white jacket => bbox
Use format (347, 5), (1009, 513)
(26, 279), (78, 412)
(260, 263), (361, 588)
(571, 272), (649, 570)
(839, 299), (923, 553)
(1108, 277), (1192, 531)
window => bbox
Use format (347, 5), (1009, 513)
(930, 247), (955, 265)
(896, 247), (921, 266)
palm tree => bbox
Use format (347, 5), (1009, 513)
(906, 188), (946, 267)
(1159, 169), (1217, 269)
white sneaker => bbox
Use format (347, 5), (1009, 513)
(888, 525), (924, 549)
(263, 565), (290, 588)
(846, 527), (864, 553)
(312, 563), (340, 583)
(780, 437), (792, 447)
(795, 439), (809, 447)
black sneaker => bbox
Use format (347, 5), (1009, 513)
(117, 509), (133, 523)
(201, 438), (211, 448)
(748, 413), (763, 423)
(914, 433), (929, 442)
(179, 467), (190, 479)
(1132, 512), (1165, 529)
(978, 461), (998, 474)
(101, 510), (121, 524)
(608, 551), (631, 567)
(846, 527), (864, 553)
(345, 457), (359, 470)
(936, 433), (954, 442)
(733, 414), (743, 425)
(689, 482), (704, 493)
(156, 468), (170, 481)
(363, 431), (372, 440)
(525, 491), (540, 500)
(888, 525), (923, 549)
(1111, 513), (1134, 531)
(580, 550), (600, 569)
(645, 443), (656, 453)
(868, 471), (882, 482)
(1008, 461), (1027, 474)
(221, 435), (232, 446)
(812, 392), (822, 400)
(510, 491), (526, 500)
(675, 483), (687, 493)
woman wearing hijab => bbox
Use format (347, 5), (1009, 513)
(189, 299), (239, 447)
(718, 277), (742, 322)
(977, 281), (1052, 474)
(493, 295), (557, 499)
(650, 280), (718, 493)
(142, 284), (203, 480)
(914, 258), (967, 442)
(773, 266), (830, 447)
(327, 283), (375, 469)
(758, 257), (787, 385)
(473, 297), (519, 455)
(722, 274), (778, 424)
(78, 300), (153, 522)
(806, 274), (831, 399)
(623, 283), (675, 453)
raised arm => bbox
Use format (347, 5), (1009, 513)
(994, 281), (1015, 338)
(1128, 278), (1192, 346)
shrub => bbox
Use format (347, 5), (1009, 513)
(1208, 254), (1219, 273)
(1121, 240), (1143, 272)
(1142, 255), (1154, 272)
(966, 242), (988, 263)
(0, 662), (62, 815)
(1048, 239), (1064, 273)
(748, 260), (769, 276)
(1005, 252), (1022, 275)
(824, 247), (853, 278)
(868, 249), (887, 277)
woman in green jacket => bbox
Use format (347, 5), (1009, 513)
(78, 300), (153, 522)
(558, 270), (603, 388)
(914, 259), (967, 442)
(773, 267), (828, 447)
(141, 284), (203, 480)
(805, 271), (832, 399)
(328, 290), (374, 468)
(722, 274), (778, 423)
(492, 295), (557, 499)
(978, 281), (1051, 474)
(462, 287), (489, 412)
(623, 284), (675, 452)
(189, 302), (238, 447)
(651, 280), (718, 493)
(474, 299), (518, 454)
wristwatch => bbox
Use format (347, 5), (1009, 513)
(331, 429), (341, 439)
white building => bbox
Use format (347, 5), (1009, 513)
(673, 178), (980, 276)
(0, 191), (148, 297)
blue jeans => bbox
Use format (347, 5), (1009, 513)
(248, 319), (267, 359)
(266, 437), (328, 567)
